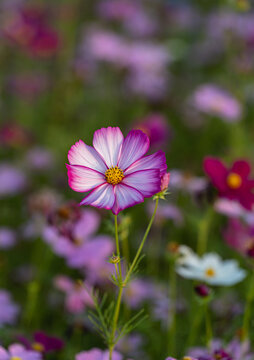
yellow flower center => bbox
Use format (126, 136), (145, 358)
(205, 267), (216, 277)
(227, 172), (242, 189)
(183, 357), (193, 360)
(32, 342), (45, 352)
(105, 166), (124, 185)
(11, 357), (22, 360)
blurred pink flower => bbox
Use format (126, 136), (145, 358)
(67, 127), (167, 214)
(0, 344), (42, 360)
(170, 170), (207, 194)
(134, 113), (171, 149)
(123, 278), (156, 309)
(0, 163), (27, 197)
(76, 348), (123, 360)
(223, 218), (254, 257)
(25, 147), (54, 171)
(7, 72), (48, 101)
(2, 6), (60, 58)
(0, 227), (16, 249)
(191, 84), (242, 122)
(0, 290), (19, 327)
(54, 276), (94, 314)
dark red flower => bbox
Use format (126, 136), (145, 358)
(17, 331), (64, 353)
(203, 157), (254, 210)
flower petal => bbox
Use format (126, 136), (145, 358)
(118, 130), (150, 171)
(112, 183), (144, 215)
(66, 165), (105, 192)
(80, 183), (115, 210)
(203, 157), (228, 192)
(122, 169), (161, 197)
(124, 150), (167, 175)
(68, 140), (107, 173)
(93, 127), (124, 168)
(231, 160), (251, 178)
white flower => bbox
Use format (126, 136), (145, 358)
(176, 246), (246, 286)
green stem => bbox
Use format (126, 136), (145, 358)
(205, 302), (212, 346)
(114, 215), (122, 280)
(167, 257), (177, 356)
(124, 198), (159, 285)
(197, 207), (213, 256)
(108, 200), (159, 359)
(243, 269), (254, 340)
(109, 286), (124, 360)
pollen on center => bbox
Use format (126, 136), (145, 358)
(105, 166), (124, 185)
(205, 267), (216, 277)
(227, 172), (242, 189)
(11, 357), (23, 360)
(32, 342), (45, 352)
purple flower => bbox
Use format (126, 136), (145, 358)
(191, 84), (242, 122)
(0, 227), (16, 249)
(75, 348), (123, 360)
(18, 331), (64, 353)
(0, 290), (19, 327)
(0, 164), (27, 197)
(189, 338), (253, 360)
(25, 147), (54, 171)
(123, 278), (156, 309)
(0, 344), (42, 360)
(67, 127), (167, 214)
(54, 276), (94, 314)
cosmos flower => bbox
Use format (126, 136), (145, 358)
(190, 84), (242, 122)
(54, 276), (94, 314)
(0, 344), (42, 360)
(0, 290), (19, 327)
(203, 157), (254, 210)
(189, 338), (253, 360)
(17, 331), (64, 354)
(176, 246), (246, 286)
(67, 127), (167, 215)
(75, 348), (123, 360)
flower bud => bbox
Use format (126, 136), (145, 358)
(194, 284), (211, 298)
(109, 256), (120, 264)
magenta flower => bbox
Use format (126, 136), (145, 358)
(203, 157), (254, 209)
(0, 344), (41, 360)
(67, 127), (167, 215)
(75, 348), (123, 360)
(17, 331), (64, 353)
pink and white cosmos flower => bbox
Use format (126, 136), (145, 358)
(66, 127), (167, 215)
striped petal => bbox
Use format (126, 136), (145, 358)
(80, 183), (115, 210)
(125, 150), (167, 175)
(122, 169), (161, 197)
(93, 127), (124, 168)
(66, 165), (105, 192)
(68, 140), (107, 173)
(112, 183), (144, 215)
(118, 130), (150, 171)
